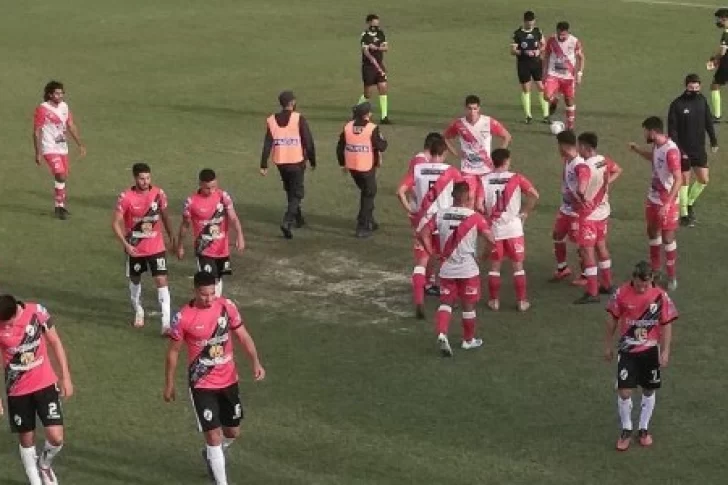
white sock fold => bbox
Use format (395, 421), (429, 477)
(639, 393), (656, 430)
(158, 286), (171, 328)
(39, 440), (63, 468)
(129, 281), (142, 313)
(618, 396), (633, 431)
(207, 444), (228, 485)
(19, 445), (42, 485)
(214, 280), (223, 297)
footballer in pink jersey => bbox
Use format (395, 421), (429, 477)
(165, 272), (265, 485)
(33, 81), (86, 220)
(177, 169), (245, 298)
(476, 149), (539, 312)
(397, 139), (461, 319)
(0, 295), (73, 485)
(112, 163), (176, 332)
(630, 117), (682, 291)
(542, 22), (585, 129)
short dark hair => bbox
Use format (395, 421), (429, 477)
(132, 162), (151, 176)
(491, 148), (511, 168)
(524, 11), (535, 21)
(577, 132), (598, 149)
(194, 271), (217, 288)
(464, 94), (480, 106)
(556, 129), (577, 146)
(452, 181), (470, 201)
(43, 80), (64, 101)
(632, 261), (654, 281)
(423, 132), (443, 149)
(685, 73), (701, 85)
(366, 14), (379, 23)
(199, 168), (216, 183)
(556, 21), (570, 32)
(0, 295), (19, 322)
(428, 139), (447, 157)
(642, 116), (664, 133)
(716, 8), (728, 18)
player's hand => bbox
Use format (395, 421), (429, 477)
(35, 155), (42, 166)
(176, 245), (185, 260)
(259, 168), (268, 176)
(78, 144), (87, 158)
(659, 350), (670, 368)
(253, 362), (266, 381)
(628, 142), (639, 152)
(711, 145), (719, 154)
(235, 237), (245, 253)
(163, 384), (176, 402)
(519, 212), (529, 221)
(124, 243), (138, 256)
(60, 377), (74, 399)
(342, 167), (349, 175)
(604, 346), (614, 362)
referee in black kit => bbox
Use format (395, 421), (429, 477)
(511, 10), (550, 124)
(667, 74), (718, 228)
(260, 91), (316, 239)
(337, 102), (388, 238)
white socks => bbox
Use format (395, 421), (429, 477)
(207, 444), (228, 485)
(39, 440), (63, 468)
(618, 396), (633, 431)
(222, 437), (236, 451)
(639, 393), (656, 430)
(19, 445), (42, 485)
(215, 280), (223, 297)
(129, 281), (142, 314)
(158, 286), (171, 328)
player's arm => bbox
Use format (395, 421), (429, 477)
(376, 31), (388, 52)
(33, 108), (44, 165)
(628, 143), (652, 161)
(336, 130), (346, 169)
(299, 115), (316, 168)
(477, 221), (495, 259)
(419, 220), (435, 256)
(510, 31), (521, 56)
(396, 175), (415, 213)
(232, 324), (265, 381)
(361, 40), (384, 73)
(164, 338), (184, 402)
(491, 119), (512, 148)
(44, 326), (73, 398)
(176, 208), (191, 259)
(606, 159), (623, 185)
(442, 123), (461, 157)
(541, 38), (551, 75)
(704, 98), (719, 149)
(574, 165), (593, 210)
(159, 201), (176, 249)
(575, 41), (585, 82)
(521, 183), (540, 219)
(66, 116), (86, 157)
(260, 124), (273, 175)
(227, 203), (245, 253)
(112, 204), (136, 256)
(665, 151), (683, 206)
(604, 313), (619, 361)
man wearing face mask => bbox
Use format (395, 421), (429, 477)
(358, 14), (390, 124)
(667, 74), (718, 228)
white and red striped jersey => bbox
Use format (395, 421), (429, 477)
(404, 162), (462, 231)
(34, 101), (72, 155)
(583, 155), (615, 221)
(444, 115), (507, 175)
(479, 171), (535, 240)
(434, 206), (491, 279)
(648, 140), (681, 205)
(564, 156), (608, 218)
(406, 151), (428, 177)
(558, 156), (578, 216)
(544, 34), (582, 80)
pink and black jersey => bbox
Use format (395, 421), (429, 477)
(0, 302), (58, 397)
(169, 298), (243, 390)
(34, 101), (72, 155)
(434, 206), (491, 279)
(116, 186), (168, 257)
(607, 284), (678, 354)
(479, 171), (534, 240)
(182, 189), (236, 258)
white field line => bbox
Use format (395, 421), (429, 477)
(621, 0), (720, 8)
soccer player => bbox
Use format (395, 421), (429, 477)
(477, 148), (539, 312)
(667, 74), (718, 227)
(576, 132), (623, 294)
(164, 271), (265, 485)
(605, 261), (677, 451)
(0, 294), (73, 485)
(443, 95), (512, 196)
(630, 117), (682, 291)
(551, 130), (578, 282)
(33, 80), (86, 220)
(112, 163), (175, 332)
(542, 22), (585, 129)
(420, 182), (494, 357)
(397, 139), (461, 319)
(511, 11), (550, 123)
(358, 14), (390, 124)
(177, 169), (245, 297)
(406, 132), (443, 176)
(708, 8), (728, 122)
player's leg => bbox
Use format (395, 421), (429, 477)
(662, 228), (678, 291)
(563, 80), (576, 130)
(551, 213), (571, 280)
(219, 384), (244, 451)
(44, 155), (68, 219)
(517, 62), (533, 122)
(679, 171), (691, 228)
(150, 253), (171, 333)
(435, 278), (456, 357)
(289, 164), (306, 229)
(278, 165), (295, 238)
(294, 164), (306, 228)
(357, 170), (377, 236)
(615, 352), (638, 451)
(36, 385), (64, 485)
(534, 79), (550, 122)
(687, 164), (709, 225)
(359, 67), (375, 104)
(595, 220), (614, 293)
(460, 277), (482, 350)
(645, 205), (663, 273)
(411, 243), (430, 319)
(487, 244), (503, 311)
(215, 258), (232, 297)
(377, 77), (389, 123)
(542, 77), (559, 122)
(8, 393), (43, 485)
(636, 348), (660, 446)
(199, 256), (223, 296)
(127, 256), (145, 328)
(192, 388), (229, 485)
(574, 246), (599, 304)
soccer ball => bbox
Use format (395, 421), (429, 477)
(550, 121), (566, 135)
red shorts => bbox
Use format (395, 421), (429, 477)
(645, 202), (679, 232)
(568, 218), (598, 247)
(413, 232), (440, 261)
(43, 154), (69, 176)
(439, 276), (481, 305)
(594, 218), (608, 243)
(544, 76), (576, 99)
(490, 236), (526, 262)
(552, 211), (574, 239)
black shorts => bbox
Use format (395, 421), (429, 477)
(617, 347), (661, 390)
(190, 383), (243, 432)
(7, 384), (64, 433)
(362, 64), (387, 86)
(517, 59), (543, 84)
(713, 63), (728, 85)
(126, 251), (168, 278)
(196, 255), (232, 278)
(680, 151), (708, 172)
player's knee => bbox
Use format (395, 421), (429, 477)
(223, 427), (240, 439)
(697, 172), (709, 184)
(642, 389), (655, 397)
(45, 427), (64, 446)
(617, 388), (632, 399)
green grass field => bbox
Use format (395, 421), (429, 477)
(2, 0), (728, 483)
